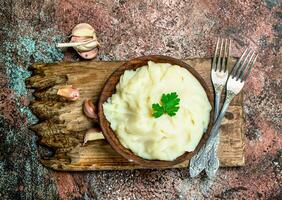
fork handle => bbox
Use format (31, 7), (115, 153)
(189, 92), (234, 177)
(205, 91), (221, 177)
(214, 91), (221, 118)
(205, 137), (220, 177)
(207, 91), (235, 148)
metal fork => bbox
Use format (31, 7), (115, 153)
(189, 47), (258, 178)
(189, 38), (230, 177)
(205, 38), (231, 178)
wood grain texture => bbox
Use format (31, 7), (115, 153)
(27, 57), (245, 171)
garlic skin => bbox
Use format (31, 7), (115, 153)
(71, 36), (99, 52)
(57, 85), (80, 101)
(79, 48), (99, 60)
(83, 128), (105, 145)
(83, 99), (98, 121)
(72, 23), (96, 38)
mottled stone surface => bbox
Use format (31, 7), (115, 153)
(0, 0), (281, 199)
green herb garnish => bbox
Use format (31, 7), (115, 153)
(152, 92), (180, 118)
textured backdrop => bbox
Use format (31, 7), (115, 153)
(0, 0), (281, 199)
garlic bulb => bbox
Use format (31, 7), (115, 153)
(57, 23), (100, 59)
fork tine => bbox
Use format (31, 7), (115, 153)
(216, 39), (224, 71)
(238, 51), (255, 80)
(242, 54), (258, 81)
(221, 39), (228, 72)
(231, 47), (250, 77)
(235, 49), (253, 80)
(225, 39), (231, 72)
(212, 38), (220, 70)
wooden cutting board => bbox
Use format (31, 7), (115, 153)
(27, 58), (245, 171)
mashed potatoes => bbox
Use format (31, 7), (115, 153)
(103, 61), (211, 161)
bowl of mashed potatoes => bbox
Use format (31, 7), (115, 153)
(98, 55), (213, 167)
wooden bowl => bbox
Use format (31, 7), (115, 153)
(98, 55), (214, 168)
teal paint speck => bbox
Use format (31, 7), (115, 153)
(20, 107), (38, 126)
(5, 65), (31, 96)
(2, 25), (65, 125)
(18, 37), (36, 57)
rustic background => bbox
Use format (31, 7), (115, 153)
(0, 0), (281, 199)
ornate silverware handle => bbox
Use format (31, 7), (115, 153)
(189, 91), (235, 177)
(205, 90), (221, 177)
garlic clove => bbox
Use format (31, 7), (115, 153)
(72, 23), (95, 37)
(70, 36), (100, 53)
(74, 39), (100, 52)
(83, 128), (105, 145)
(57, 85), (80, 101)
(83, 99), (98, 120)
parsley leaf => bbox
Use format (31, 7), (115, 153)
(152, 103), (164, 118)
(152, 92), (180, 118)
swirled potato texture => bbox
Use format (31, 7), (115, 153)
(103, 61), (211, 161)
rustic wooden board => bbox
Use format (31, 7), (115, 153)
(27, 58), (245, 171)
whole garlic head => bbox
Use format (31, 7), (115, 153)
(57, 23), (100, 58)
